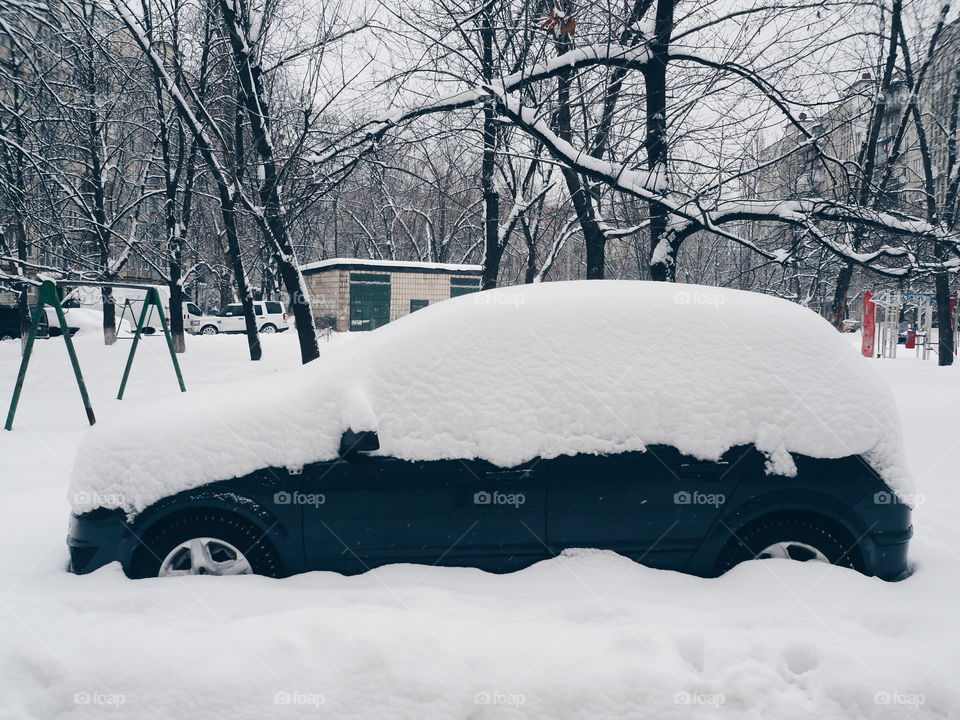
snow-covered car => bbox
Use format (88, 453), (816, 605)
(190, 300), (288, 335)
(66, 281), (912, 580)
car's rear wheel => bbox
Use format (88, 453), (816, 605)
(130, 510), (282, 578)
(715, 515), (861, 575)
(259, 323), (277, 334)
(200, 324), (218, 335)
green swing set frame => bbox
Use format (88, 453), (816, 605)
(4, 280), (186, 431)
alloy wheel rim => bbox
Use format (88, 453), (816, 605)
(756, 541), (830, 563)
(158, 537), (253, 576)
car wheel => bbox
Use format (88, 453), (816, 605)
(259, 323), (277, 334)
(200, 325), (218, 335)
(0, 334), (14, 341)
(714, 516), (861, 575)
(130, 510), (282, 578)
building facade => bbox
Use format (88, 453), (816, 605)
(755, 20), (960, 216)
(300, 259), (483, 332)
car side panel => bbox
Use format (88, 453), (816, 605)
(544, 447), (746, 569)
(301, 457), (547, 573)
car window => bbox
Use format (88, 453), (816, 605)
(220, 305), (244, 317)
(255, 304), (264, 316)
(187, 303), (202, 316)
(265, 301), (282, 314)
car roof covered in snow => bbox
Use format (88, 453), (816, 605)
(69, 281), (911, 514)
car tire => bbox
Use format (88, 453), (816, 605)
(200, 325), (218, 335)
(0, 334), (14, 341)
(714, 515), (861, 575)
(130, 510), (283, 578)
(259, 323), (277, 334)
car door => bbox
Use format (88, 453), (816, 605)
(544, 448), (743, 569)
(301, 457), (546, 573)
(217, 305), (242, 332)
(185, 302), (202, 325)
(264, 301), (285, 328)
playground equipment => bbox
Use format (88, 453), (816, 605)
(862, 290), (943, 360)
(4, 280), (185, 431)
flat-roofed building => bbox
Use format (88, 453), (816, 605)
(300, 258), (483, 332)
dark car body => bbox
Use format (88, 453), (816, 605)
(67, 444), (912, 580)
(1, 303), (80, 339)
(0, 304), (36, 340)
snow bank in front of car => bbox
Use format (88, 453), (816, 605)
(69, 281), (912, 514)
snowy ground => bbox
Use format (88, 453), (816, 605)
(0, 329), (958, 719)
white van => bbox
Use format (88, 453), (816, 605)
(190, 301), (289, 335)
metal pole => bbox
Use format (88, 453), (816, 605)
(5, 281), (96, 430)
(117, 290), (152, 400)
(116, 287), (186, 399)
(152, 288), (186, 392)
(51, 287), (96, 425)
(4, 303), (45, 431)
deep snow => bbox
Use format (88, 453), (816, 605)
(69, 282), (911, 516)
(0, 322), (957, 719)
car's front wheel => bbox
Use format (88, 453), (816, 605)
(130, 510), (282, 578)
(200, 324), (218, 335)
(715, 515), (861, 575)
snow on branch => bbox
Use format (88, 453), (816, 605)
(305, 42), (656, 166)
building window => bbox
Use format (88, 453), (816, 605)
(450, 276), (480, 297)
(410, 299), (429, 313)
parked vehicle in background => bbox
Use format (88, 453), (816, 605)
(0, 304), (29, 340)
(190, 301), (288, 335)
(1, 304), (85, 340)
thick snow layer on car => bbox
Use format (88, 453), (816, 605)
(69, 281), (911, 514)
(2, 331), (954, 720)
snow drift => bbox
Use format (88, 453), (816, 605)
(69, 281), (911, 515)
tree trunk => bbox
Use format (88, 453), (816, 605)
(219, 0), (319, 363)
(220, 192), (261, 361)
(644, 0), (674, 281)
(101, 286), (117, 345)
(169, 271), (186, 353)
(552, 16), (607, 279)
(479, 12), (501, 290)
(934, 272), (954, 366)
(830, 263), (854, 328)
(17, 287), (30, 350)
